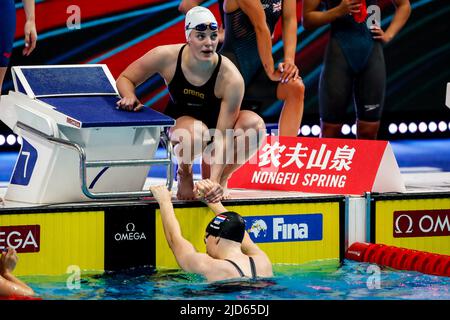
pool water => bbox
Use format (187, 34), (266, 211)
(21, 260), (449, 300)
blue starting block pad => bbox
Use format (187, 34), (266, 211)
(11, 64), (175, 128)
(39, 96), (174, 128)
(18, 65), (118, 96)
(0, 64), (175, 204)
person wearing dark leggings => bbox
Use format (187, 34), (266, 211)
(303, 0), (410, 139)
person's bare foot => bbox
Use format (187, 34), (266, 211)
(176, 170), (195, 200)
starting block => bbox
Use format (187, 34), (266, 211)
(0, 64), (175, 204)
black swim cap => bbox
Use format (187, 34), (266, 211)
(205, 211), (245, 243)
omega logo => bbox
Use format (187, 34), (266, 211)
(394, 214), (413, 234)
(114, 222), (147, 241)
(0, 225), (40, 253)
(393, 210), (450, 238)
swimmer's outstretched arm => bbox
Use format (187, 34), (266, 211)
(0, 248), (34, 297)
(150, 185), (214, 276)
(0, 272), (35, 297)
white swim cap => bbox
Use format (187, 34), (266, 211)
(185, 6), (218, 41)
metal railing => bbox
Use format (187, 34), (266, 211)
(16, 121), (173, 200)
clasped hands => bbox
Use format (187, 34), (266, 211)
(150, 179), (223, 204)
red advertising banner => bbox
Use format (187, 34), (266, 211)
(0, 225), (40, 253)
(228, 136), (405, 195)
(393, 209), (450, 238)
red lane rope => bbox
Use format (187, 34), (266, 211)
(0, 295), (42, 300)
(346, 242), (450, 277)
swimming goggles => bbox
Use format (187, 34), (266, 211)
(186, 22), (218, 32)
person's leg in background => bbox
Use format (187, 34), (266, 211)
(319, 38), (354, 138)
(0, 0), (17, 96)
(276, 78), (305, 137)
(354, 42), (386, 140)
(0, 68), (7, 96)
(241, 66), (304, 137)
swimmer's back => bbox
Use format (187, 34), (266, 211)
(204, 253), (273, 282)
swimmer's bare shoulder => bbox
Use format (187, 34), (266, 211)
(149, 44), (184, 60)
(139, 44), (184, 83)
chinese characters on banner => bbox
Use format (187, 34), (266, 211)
(228, 136), (405, 195)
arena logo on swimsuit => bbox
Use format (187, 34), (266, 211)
(183, 88), (205, 99)
(244, 214), (322, 243)
(0, 225), (40, 253)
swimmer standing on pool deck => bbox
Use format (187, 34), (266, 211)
(303, 0), (411, 139)
(0, 0), (37, 96)
(150, 179), (273, 282)
(116, 6), (266, 201)
(219, 0), (305, 137)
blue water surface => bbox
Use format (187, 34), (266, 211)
(21, 260), (449, 300)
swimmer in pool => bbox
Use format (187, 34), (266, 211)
(0, 247), (35, 297)
(150, 179), (273, 282)
(302, 0), (411, 139)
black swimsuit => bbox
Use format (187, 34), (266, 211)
(164, 44), (223, 129)
(319, 0), (386, 123)
(225, 257), (257, 279)
(220, 0), (282, 111)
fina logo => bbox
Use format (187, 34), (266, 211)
(273, 218), (308, 240)
(248, 219), (268, 239)
(244, 214), (323, 243)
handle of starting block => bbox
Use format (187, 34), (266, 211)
(16, 121), (174, 200)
